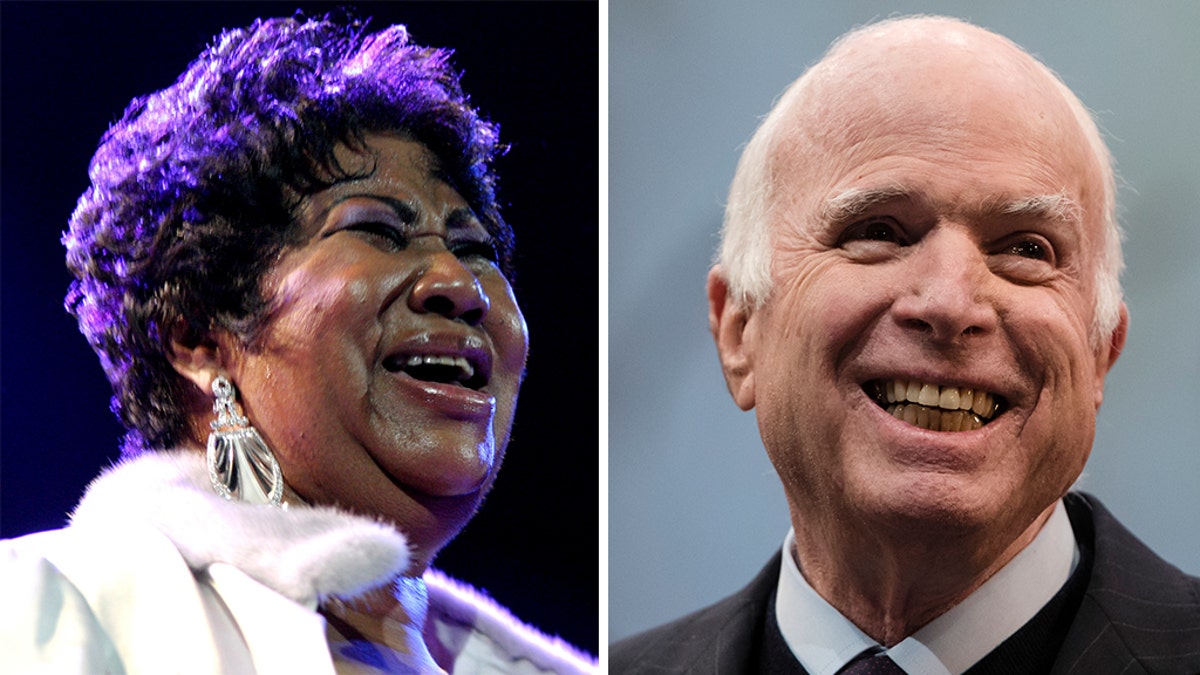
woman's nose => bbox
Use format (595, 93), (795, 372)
(890, 229), (998, 344)
(408, 249), (490, 326)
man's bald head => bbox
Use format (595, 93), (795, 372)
(718, 15), (1122, 343)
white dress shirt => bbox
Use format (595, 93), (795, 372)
(774, 500), (1078, 675)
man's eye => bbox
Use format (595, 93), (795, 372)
(837, 219), (908, 248)
(346, 222), (406, 249)
(1006, 239), (1049, 260)
(995, 233), (1056, 266)
(990, 234), (1058, 284)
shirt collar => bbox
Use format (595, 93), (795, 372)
(774, 499), (1078, 675)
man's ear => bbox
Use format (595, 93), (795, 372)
(167, 320), (225, 397)
(708, 265), (758, 411)
(1094, 301), (1129, 409)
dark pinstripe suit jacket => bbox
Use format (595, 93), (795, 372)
(610, 494), (1200, 674)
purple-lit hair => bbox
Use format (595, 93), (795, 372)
(63, 15), (510, 455)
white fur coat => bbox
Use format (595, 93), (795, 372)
(1, 450), (594, 673)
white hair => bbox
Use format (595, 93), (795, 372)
(717, 16), (1124, 345)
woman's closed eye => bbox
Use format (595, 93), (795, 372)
(450, 239), (500, 265)
(343, 221), (500, 266)
(345, 221), (407, 250)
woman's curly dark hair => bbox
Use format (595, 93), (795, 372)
(63, 14), (512, 455)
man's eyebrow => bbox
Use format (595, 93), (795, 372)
(820, 187), (1083, 228)
(820, 186), (912, 223)
(987, 192), (1083, 226)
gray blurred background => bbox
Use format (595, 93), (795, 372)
(610, 1), (1200, 641)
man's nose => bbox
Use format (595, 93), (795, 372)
(890, 228), (997, 343)
(407, 245), (490, 326)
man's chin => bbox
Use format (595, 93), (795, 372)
(851, 472), (1034, 537)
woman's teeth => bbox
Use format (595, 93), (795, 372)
(405, 355), (474, 380)
(393, 354), (478, 387)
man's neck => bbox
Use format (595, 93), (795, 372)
(790, 502), (1056, 646)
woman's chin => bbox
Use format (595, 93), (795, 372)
(375, 433), (497, 499)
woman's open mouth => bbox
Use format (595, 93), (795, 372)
(383, 353), (489, 390)
(867, 379), (1005, 432)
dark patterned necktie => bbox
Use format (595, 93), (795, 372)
(839, 651), (906, 674)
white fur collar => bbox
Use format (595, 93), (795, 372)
(425, 570), (597, 672)
(70, 450), (409, 608)
(69, 450), (597, 671)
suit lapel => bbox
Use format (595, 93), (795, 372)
(1051, 493), (1200, 675)
(613, 494), (1200, 674)
(688, 554), (779, 674)
(757, 586), (812, 674)
(609, 553), (780, 674)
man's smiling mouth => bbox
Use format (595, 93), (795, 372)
(868, 379), (1005, 432)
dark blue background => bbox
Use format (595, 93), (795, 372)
(0, 1), (598, 654)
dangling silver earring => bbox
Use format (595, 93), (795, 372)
(207, 376), (283, 507)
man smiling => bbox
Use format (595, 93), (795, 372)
(611, 16), (1200, 675)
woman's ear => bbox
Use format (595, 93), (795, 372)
(167, 321), (223, 396)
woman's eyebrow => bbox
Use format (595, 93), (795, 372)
(376, 195), (419, 224)
(330, 193), (419, 224)
(446, 207), (484, 231)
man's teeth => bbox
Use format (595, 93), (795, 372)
(405, 355), (475, 382)
(889, 404), (985, 432)
(885, 380), (996, 416)
(877, 379), (1000, 432)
